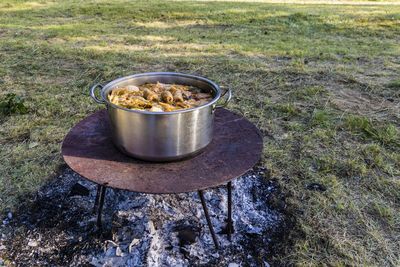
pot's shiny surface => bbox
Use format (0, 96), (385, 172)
(90, 72), (231, 161)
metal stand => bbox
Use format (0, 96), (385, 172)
(93, 184), (102, 213)
(227, 181), (233, 241)
(94, 185), (107, 228)
(93, 182), (234, 249)
(197, 182), (234, 249)
(198, 190), (220, 249)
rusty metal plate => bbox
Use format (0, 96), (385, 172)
(62, 109), (263, 194)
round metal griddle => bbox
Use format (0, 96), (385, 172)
(62, 108), (263, 194)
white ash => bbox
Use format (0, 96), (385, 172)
(1, 167), (281, 266)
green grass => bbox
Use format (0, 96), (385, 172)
(345, 115), (399, 145)
(0, 0), (399, 265)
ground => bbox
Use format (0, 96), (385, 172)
(0, 0), (399, 266)
(2, 168), (281, 266)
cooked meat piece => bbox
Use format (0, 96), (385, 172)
(173, 89), (184, 102)
(143, 88), (159, 102)
(169, 84), (189, 94)
(153, 82), (166, 93)
(182, 90), (192, 100)
(161, 91), (174, 104)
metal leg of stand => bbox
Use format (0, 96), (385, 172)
(96, 185), (107, 229)
(198, 190), (220, 249)
(93, 184), (102, 213)
(227, 181), (233, 241)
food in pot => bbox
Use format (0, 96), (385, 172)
(108, 82), (213, 112)
(143, 88), (159, 102)
(173, 89), (184, 102)
(161, 90), (174, 104)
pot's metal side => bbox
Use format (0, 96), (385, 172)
(113, 142), (209, 162)
(107, 105), (214, 161)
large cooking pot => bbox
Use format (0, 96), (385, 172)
(89, 72), (232, 161)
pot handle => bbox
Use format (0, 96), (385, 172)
(215, 86), (232, 109)
(90, 83), (106, 104)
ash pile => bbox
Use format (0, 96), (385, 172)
(0, 167), (282, 266)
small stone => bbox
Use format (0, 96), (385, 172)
(116, 247), (122, 257)
(128, 239), (140, 253)
(28, 142), (39, 149)
(148, 221), (156, 235)
(131, 239), (140, 246)
(212, 252), (219, 258)
(178, 228), (197, 246)
(228, 264), (240, 267)
(7, 212), (12, 220)
(306, 183), (327, 192)
(104, 240), (118, 251)
(264, 261), (271, 267)
(28, 240), (38, 247)
(0, 245), (6, 250)
(68, 183), (90, 197)
(174, 222), (200, 247)
(2, 220), (7, 225)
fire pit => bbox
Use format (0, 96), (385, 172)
(61, 108), (262, 249)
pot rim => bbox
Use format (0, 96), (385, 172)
(100, 72), (222, 115)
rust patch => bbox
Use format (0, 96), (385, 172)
(61, 108), (263, 194)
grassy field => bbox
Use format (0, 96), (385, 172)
(1, 0), (399, 265)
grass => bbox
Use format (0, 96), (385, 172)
(0, 0), (399, 265)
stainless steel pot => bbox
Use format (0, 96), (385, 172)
(90, 72), (232, 161)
